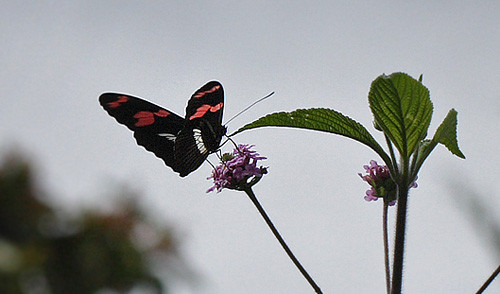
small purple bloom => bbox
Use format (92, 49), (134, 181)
(409, 176), (418, 189)
(207, 144), (267, 193)
(364, 188), (378, 202)
(359, 160), (417, 206)
(358, 160), (391, 186)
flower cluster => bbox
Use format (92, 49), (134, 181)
(358, 160), (418, 206)
(207, 144), (267, 193)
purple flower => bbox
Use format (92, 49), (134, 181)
(207, 144), (267, 193)
(409, 176), (418, 189)
(359, 160), (417, 206)
(358, 160), (391, 186)
(364, 188), (379, 202)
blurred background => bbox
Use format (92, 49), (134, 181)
(0, 153), (189, 294)
(1, 1), (499, 293)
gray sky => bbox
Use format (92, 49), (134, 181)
(2, 1), (500, 293)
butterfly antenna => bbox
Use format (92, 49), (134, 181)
(225, 91), (274, 125)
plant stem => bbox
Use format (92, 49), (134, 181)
(391, 183), (409, 294)
(476, 264), (500, 293)
(244, 187), (323, 294)
(383, 199), (391, 294)
(385, 134), (399, 175)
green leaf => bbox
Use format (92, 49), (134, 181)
(369, 72), (433, 158)
(411, 109), (465, 178)
(432, 109), (465, 158)
(231, 108), (390, 163)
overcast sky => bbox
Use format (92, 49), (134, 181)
(2, 1), (500, 293)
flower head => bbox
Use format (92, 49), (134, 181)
(207, 144), (267, 193)
(358, 160), (418, 206)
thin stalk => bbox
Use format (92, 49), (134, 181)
(383, 199), (391, 294)
(243, 187), (323, 294)
(476, 264), (500, 294)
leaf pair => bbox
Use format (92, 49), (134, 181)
(231, 72), (464, 177)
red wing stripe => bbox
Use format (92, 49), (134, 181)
(193, 85), (221, 98)
(210, 102), (223, 112)
(134, 109), (170, 127)
(189, 102), (223, 120)
(189, 105), (210, 120)
(154, 109), (170, 117)
(134, 111), (155, 127)
(108, 96), (129, 108)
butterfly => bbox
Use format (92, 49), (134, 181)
(99, 81), (227, 177)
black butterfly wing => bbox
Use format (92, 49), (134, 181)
(99, 93), (185, 174)
(184, 81), (225, 126)
(174, 81), (227, 177)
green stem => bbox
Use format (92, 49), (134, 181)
(383, 199), (391, 294)
(385, 134), (399, 176)
(243, 187), (323, 294)
(391, 182), (409, 294)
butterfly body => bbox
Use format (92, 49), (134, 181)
(99, 81), (226, 177)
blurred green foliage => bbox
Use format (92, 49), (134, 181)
(0, 153), (181, 294)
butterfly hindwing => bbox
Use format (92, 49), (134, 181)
(99, 93), (185, 173)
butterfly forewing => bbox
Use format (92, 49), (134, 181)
(185, 81), (224, 125)
(99, 93), (185, 173)
(174, 81), (226, 176)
